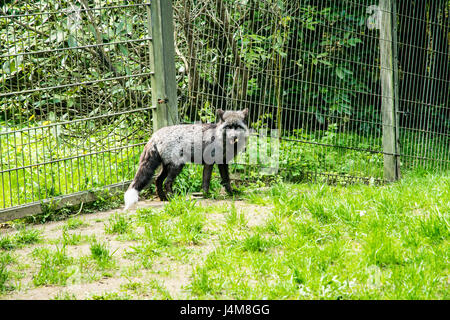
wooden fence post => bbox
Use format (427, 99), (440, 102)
(379, 0), (401, 182)
(148, 0), (179, 130)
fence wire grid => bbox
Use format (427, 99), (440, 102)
(0, 0), (449, 220)
(1, 1), (153, 216)
(174, 0), (448, 183)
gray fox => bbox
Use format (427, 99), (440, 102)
(124, 108), (249, 209)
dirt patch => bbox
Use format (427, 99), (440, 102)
(1, 197), (271, 300)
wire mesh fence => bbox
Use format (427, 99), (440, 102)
(395, 1), (449, 172)
(1, 1), (153, 217)
(0, 0), (448, 220)
(173, 0), (448, 182)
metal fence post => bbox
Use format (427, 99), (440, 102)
(380, 0), (401, 181)
(148, 0), (179, 130)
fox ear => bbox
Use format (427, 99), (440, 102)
(216, 109), (225, 121)
(241, 108), (249, 119)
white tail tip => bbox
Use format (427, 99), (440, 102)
(124, 188), (139, 210)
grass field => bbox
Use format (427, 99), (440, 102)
(0, 171), (448, 300)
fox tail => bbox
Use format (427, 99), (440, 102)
(124, 143), (162, 210)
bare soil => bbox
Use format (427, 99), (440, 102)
(1, 197), (271, 300)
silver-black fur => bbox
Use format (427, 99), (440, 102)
(124, 109), (249, 209)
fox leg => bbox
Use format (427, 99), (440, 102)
(156, 164), (169, 201)
(164, 164), (185, 199)
(218, 164), (236, 195)
(202, 164), (214, 196)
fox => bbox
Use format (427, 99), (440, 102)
(124, 108), (249, 210)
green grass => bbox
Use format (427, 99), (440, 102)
(135, 195), (208, 248)
(60, 231), (85, 246)
(63, 217), (88, 231)
(175, 209), (206, 245)
(241, 234), (274, 252)
(89, 292), (131, 300)
(188, 171), (449, 299)
(90, 239), (115, 268)
(119, 279), (173, 299)
(104, 213), (132, 235)
(32, 245), (74, 286)
(224, 203), (247, 228)
(0, 252), (16, 293)
(0, 170), (447, 299)
(0, 228), (41, 250)
(52, 291), (77, 300)
(0, 254), (11, 292)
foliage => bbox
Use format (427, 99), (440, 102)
(1, 0), (151, 122)
(0, 252), (14, 293)
(174, 0), (375, 132)
(174, 0), (448, 135)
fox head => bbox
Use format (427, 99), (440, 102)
(216, 108), (249, 147)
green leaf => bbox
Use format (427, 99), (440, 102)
(116, 20), (125, 35)
(347, 38), (363, 46)
(68, 35), (77, 48)
(2, 60), (11, 74)
(320, 60), (333, 66)
(336, 66), (353, 80)
(316, 113), (325, 124)
(118, 43), (128, 56)
(336, 67), (345, 80)
(342, 67), (354, 76)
